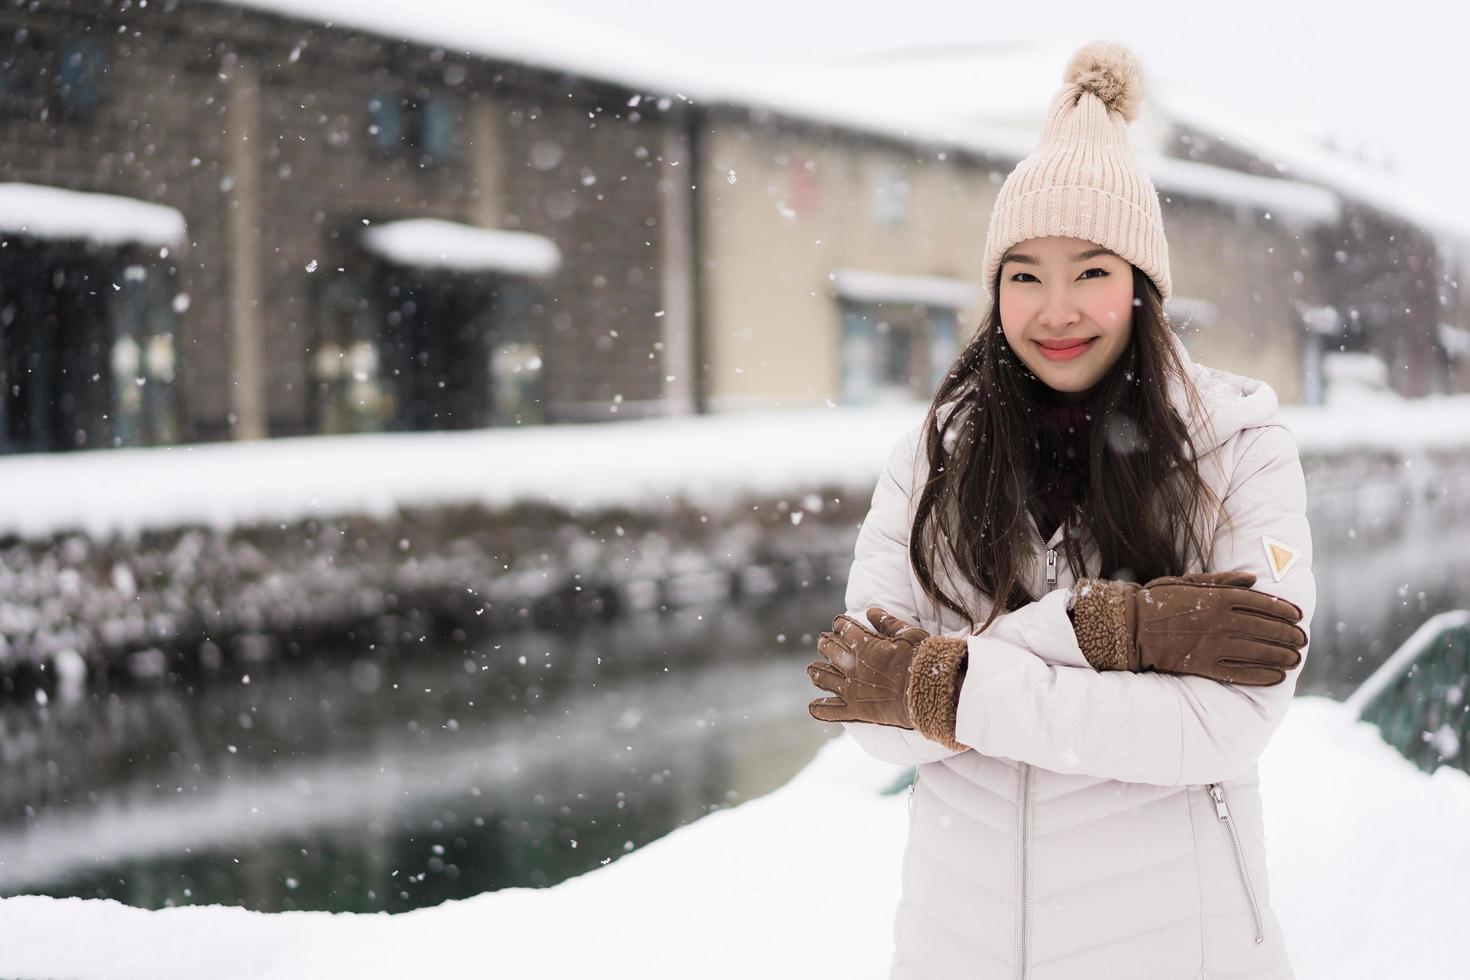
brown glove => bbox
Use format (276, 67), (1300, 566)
(806, 608), (970, 751)
(1071, 570), (1306, 686)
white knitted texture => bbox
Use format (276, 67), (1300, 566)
(980, 84), (1171, 300)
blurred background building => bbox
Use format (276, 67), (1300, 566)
(1, 0), (1465, 455)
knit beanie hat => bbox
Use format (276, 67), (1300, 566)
(980, 41), (1172, 301)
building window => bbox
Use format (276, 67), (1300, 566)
(415, 97), (453, 162)
(108, 264), (181, 447)
(0, 30), (109, 118)
(486, 279), (544, 426)
(0, 31), (50, 116)
(839, 302), (960, 404)
(53, 34), (109, 114)
(313, 275), (391, 435)
(869, 161), (910, 227)
(367, 92), (405, 152)
(1292, 301), (1343, 406)
(0, 242), (177, 453)
(787, 158), (820, 217)
(366, 91), (455, 164)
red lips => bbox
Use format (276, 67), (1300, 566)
(1034, 337), (1098, 362)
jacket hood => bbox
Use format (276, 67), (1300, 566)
(1166, 330), (1282, 458)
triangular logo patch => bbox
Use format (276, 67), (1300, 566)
(1261, 536), (1300, 582)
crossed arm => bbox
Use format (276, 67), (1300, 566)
(837, 422), (1316, 787)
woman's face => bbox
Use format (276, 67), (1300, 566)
(998, 236), (1135, 399)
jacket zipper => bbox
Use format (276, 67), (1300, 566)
(1017, 759), (1034, 979)
(1017, 546), (1058, 979)
(1207, 782), (1265, 945)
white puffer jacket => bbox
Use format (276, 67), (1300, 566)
(841, 338), (1315, 980)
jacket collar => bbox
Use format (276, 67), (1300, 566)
(1165, 330), (1281, 459)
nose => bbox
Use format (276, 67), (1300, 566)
(1037, 287), (1081, 330)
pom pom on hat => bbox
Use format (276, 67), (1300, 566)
(1063, 41), (1146, 123)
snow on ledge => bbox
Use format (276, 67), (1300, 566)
(829, 268), (981, 311)
(1149, 156), (1342, 226)
(0, 405), (926, 541)
(0, 396), (1466, 541)
(360, 219), (562, 277)
(0, 183), (187, 248)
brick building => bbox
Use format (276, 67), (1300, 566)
(0, 0), (692, 453)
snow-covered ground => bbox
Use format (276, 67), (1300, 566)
(1, 396), (1467, 541)
(0, 695), (1465, 979)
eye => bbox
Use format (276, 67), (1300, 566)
(1009, 271), (1038, 283)
(1078, 267), (1109, 280)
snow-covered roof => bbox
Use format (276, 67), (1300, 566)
(0, 183), (187, 248)
(753, 42), (1342, 228)
(828, 268), (981, 310)
(195, 0), (711, 97)
(1155, 91), (1470, 247)
(193, 5), (1379, 239)
(359, 219), (561, 277)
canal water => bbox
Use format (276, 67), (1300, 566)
(2, 480), (1469, 913)
(0, 586), (842, 912)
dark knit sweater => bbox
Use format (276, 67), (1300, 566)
(1030, 395), (1096, 539)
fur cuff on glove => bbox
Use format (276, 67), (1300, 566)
(905, 635), (970, 751)
(1072, 578), (1135, 672)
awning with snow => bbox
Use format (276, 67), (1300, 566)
(1148, 157), (1342, 227)
(1440, 323), (1470, 358)
(0, 182), (187, 248)
(829, 268), (980, 310)
(359, 219), (562, 278)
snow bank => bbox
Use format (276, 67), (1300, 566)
(1279, 394), (1470, 452)
(0, 695), (1466, 978)
(0, 396), (1467, 541)
(0, 404), (923, 540)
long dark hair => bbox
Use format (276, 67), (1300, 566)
(912, 265), (1223, 633)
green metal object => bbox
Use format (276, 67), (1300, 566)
(1346, 610), (1470, 775)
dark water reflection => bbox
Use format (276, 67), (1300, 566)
(2, 470), (1469, 912)
(0, 590), (841, 912)
(1300, 462), (1470, 698)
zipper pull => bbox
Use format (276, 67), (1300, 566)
(1208, 783), (1231, 820)
(1045, 549), (1058, 588)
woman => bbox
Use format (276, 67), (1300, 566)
(805, 42), (1314, 980)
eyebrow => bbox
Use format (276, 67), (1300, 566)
(1002, 247), (1117, 265)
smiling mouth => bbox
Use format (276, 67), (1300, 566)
(1035, 338), (1097, 350)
